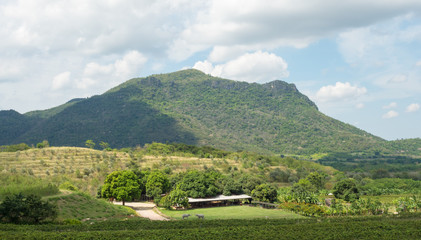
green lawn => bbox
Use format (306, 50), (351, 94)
(160, 205), (306, 220)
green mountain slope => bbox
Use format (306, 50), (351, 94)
(0, 69), (390, 154)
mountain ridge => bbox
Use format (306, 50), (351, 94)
(0, 69), (406, 154)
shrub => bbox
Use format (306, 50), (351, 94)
(59, 181), (78, 191)
(0, 193), (57, 224)
(278, 202), (326, 217)
(333, 178), (360, 202)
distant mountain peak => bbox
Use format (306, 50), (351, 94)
(0, 69), (386, 154)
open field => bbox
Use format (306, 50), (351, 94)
(160, 205), (305, 220)
(0, 214), (420, 239)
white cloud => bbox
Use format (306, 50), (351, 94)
(406, 103), (420, 112)
(388, 74), (408, 83)
(356, 103), (365, 109)
(193, 51), (289, 83)
(383, 102), (397, 109)
(83, 62), (113, 77)
(383, 110), (399, 119)
(114, 51), (147, 79)
(416, 61), (421, 67)
(172, 0), (421, 60)
(52, 72), (71, 90)
(315, 82), (367, 102)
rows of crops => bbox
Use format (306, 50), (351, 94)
(1, 214), (420, 239)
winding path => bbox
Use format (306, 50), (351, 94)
(114, 202), (169, 221)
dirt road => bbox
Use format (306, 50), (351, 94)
(114, 202), (169, 221)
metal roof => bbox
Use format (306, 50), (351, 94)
(188, 194), (252, 203)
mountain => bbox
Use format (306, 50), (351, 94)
(0, 69), (393, 154)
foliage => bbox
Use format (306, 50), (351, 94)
(359, 178), (421, 195)
(0, 143), (30, 152)
(146, 171), (170, 198)
(177, 169), (223, 198)
(159, 188), (189, 209)
(251, 184), (278, 203)
(2, 216), (420, 239)
(333, 178), (360, 202)
(288, 179), (319, 204)
(318, 152), (421, 180)
(85, 140), (95, 149)
(393, 196), (421, 213)
(0, 69), (396, 155)
(101, 170), (142, 205)
(59, 181), (78, 191)
(0, 193), (57, 223)
(278, 202), (326, 217)
(0, 173), (59, 201)
(305, 172), (328, 191)
(36, 140), (49, 148)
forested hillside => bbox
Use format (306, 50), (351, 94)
(0, 69), (411, 154)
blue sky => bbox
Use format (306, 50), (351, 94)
(0, 0), (420, 140)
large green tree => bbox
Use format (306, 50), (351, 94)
(146, 171), (170, 198)
(251, 184), (277, 203)
(177, 170), (222, 198)
(101, 170), (142, 205)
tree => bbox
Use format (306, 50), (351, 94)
(333, 178), (360, 202)
(0, 193), (57, 224)
(36, 140), (49, 149)
(306, 172), (328, 191)
(99, 141), (110, 150)
(290, 179), (318, 203)
(160, 188), (189, 209)
(251, 184), (277, 203)
(146, 171), (170, 199)
(177, 170), (222, 198)
(101, 170), (142, 205)
(85, 140), (95, 149)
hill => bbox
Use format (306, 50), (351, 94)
(0, 145), (336, 196)
(0, 69), (415, 154)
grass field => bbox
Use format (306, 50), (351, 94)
(160, 205), (305, 220)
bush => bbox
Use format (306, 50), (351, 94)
(59, 181), (78, 191)
(333, 178), (360, 202)
(278, 202), (326, 217)
(0, 193), (57, 224)
(251, 184), (277, 203)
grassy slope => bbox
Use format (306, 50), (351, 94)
(45, 191), (135, 221)
(0, 147), (336, 196)
(160, 205), (305, 220)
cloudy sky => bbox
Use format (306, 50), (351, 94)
(1, 0), (421, 140)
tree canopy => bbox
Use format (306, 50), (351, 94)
(101, 170), (142, 205)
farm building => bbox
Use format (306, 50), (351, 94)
(188, 194), (252, 208)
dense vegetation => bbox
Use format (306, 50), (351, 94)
(317, 152), (421, 180)
(0, 193), (57, 224)
(0, 215), (420, 239)
(0, 69), (403, 155)
(0, 144), (336, 196)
